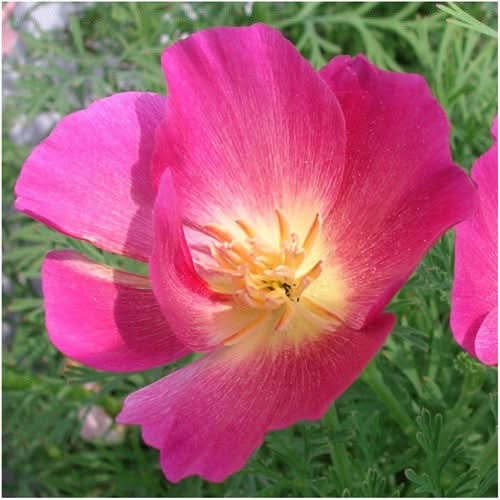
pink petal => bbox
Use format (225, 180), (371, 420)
(451, 117), (497, 364)
(149, 171), (243, 351)
(474, 308), (498, 366)
(15, 92), (165, 262)
(42, 250), (190, 372)
(319, 54), (475, 328)
(152, 24), (345, 229)
(117, 313), (395, 483)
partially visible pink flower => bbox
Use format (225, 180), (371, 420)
(2, 3), (17, 56)
(451, 117), (498, 366)
(15, 25), (474, 482)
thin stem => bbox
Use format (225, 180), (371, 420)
(476, 431), (498, 472)
(362, 360), (415, 437)
(323, 405), (351, 491)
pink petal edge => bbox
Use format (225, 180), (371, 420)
(451, 115), (498, 364)
(117, 313), (395, 482)
(318, 54), (475, 329)
(152, 23), (346, 230)
(475, 307), (498, 366)
(15, 92), (166, 262)
(42, 250), (190, 372)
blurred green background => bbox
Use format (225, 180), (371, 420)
(2, 2), (498, 497)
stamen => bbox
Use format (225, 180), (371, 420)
(203, 223), (234, 243)
(264, 265), (294, 281)
(294, 260), (323, 296)
(230, 241), (254, 263)
(284, 233), (304, 268)
(200, 211), (333, 332)
(210, 244), (238, 270)
(274, 302), (294, 332)
(223, 312), (269, 346)
(235, 219), (256, 238)
(303, 213), (320, 254)
(217, 245), (244, 267)
(197, 264), (244, 279)
(297, 260), (323, 282)
(301, 296), (341, 324)
(275, 209), (290, 245)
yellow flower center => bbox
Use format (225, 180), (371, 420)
(197, 210), (341, 346)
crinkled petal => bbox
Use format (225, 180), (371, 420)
(451, 117), (497, 364)
(15, 92), (165, 262)
(43, 250), (190, 372)
(316, 54), (474, 328)
(117, 313), (394, 482)
(152, 24), (345, 233)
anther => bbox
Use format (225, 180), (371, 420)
(224, 312), (269, 346)
(297, 260), (323, 282)
(235, 219), (256, 238)
(301, 296), (341, 324)
(274, 301), (294, 332)
(303, 213), (320, 254)
(275, 209), (290, 245)
(203, 223), (234, 243)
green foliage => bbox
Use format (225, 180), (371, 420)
(437, 2), (498, 38)
(3, 2), (497, 497)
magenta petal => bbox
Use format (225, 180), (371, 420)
(152, 23), (345, 226)
(117, 313), (394, 483)
(15, 92), (165, 262)
(475, 308), (498, 366)
(42, 250), (190, 372)
(451, 117), (497, 365)
(319, 55), (475, 328)
(149, 170), (239, 351)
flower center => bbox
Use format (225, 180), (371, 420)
(197, 210), (341, 345)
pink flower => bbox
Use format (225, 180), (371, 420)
(15, 25), (474, 482)
(451, 117), (498, 366)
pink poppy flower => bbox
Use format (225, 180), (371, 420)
(15, 25), (474, 482)
(451, 117), (498, 366)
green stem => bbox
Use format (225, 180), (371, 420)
(451, 364), (485, 418)
(274, 2), (319, 29)
(324, 405), (351, 491)
(362, 361), (415, 437)
(476, 431), (498, 471)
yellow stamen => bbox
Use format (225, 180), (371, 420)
(197, 211), (339, 344)
(203, 223), (234, 243)
(224, 312), (268, 346)
(218, 245), (243, 267)
(230, 241), (254, 263)
(302, 213), (320, 254)
(275, 209), (290, 245)
(301, 296), (341, 324)
(284, 233), (304, 268)
(210, 244), (238, 270)
(297, 260), (323, 282)
(274, 302), (294, 332)
(294, 260), (323, 296)
(235, 219), (256, 238)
